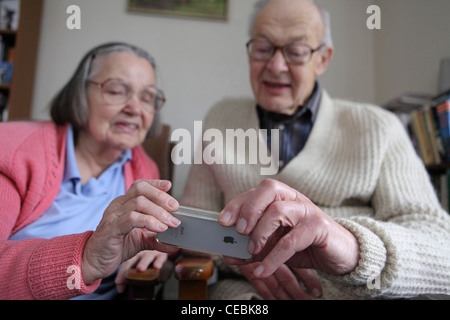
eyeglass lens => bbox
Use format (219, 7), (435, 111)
(248, 41), (316, 65)
(101, 80), (163, 112)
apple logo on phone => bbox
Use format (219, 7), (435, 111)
(224, 236), (237, 244)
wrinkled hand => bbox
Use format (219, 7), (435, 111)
(115, 250), (168, 293)
(219, 179), (360, 279)
(81, 180), (181, 285)
(240, 263), (322, 300)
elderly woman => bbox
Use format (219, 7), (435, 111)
(0, 42), (180, 299)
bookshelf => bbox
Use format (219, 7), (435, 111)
(384, 89), (450, 212)
(0, 0), (43, 122)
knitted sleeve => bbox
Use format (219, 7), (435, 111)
(323, 112), (450, 298)
(0, 123), (101, 299)
(0, 232), (101, 299)
(0, 168), (101, 299)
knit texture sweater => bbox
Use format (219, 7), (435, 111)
(182, 91), (450, 299)
(0, 121), (159, 299)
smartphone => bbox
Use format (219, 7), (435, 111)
(156, 206), (252, 260)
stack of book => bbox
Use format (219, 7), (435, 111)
(384, 90), (450, 166)
(384, 89), (450, 212)
(0, 0), (19, 85)
(0, 0), (19, 122)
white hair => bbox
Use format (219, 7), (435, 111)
(248, 0), (334, 48)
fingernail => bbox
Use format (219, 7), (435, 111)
(168, 198), (178, 210)
(312, 288), (322, 298)
(219, 211), (232, 224)
(236, 218), (247, 234)
(159, 180), (170, 188)
(254, 265), (264, 277)
(170, 216), (181, 227)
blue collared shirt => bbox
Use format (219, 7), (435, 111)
(10, 125), (132, 240)
(257, 82), (322, 171)
(9, 125), (132, 299)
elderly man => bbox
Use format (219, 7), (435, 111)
(182, 0), (450, 299)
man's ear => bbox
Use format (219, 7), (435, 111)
(315, 46), (334, 77)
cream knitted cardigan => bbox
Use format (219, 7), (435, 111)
(181, 91), (450, 299)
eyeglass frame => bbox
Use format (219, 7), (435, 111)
(246, 39), (325, 65)
(86, 78), (166, 113)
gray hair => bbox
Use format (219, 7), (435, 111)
(248, 0), (333, 48)
(50, 42), (161, 138)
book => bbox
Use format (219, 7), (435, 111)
(410, 109), (432, 165)
(385, 90), (450, 165)
(0, 0), (20, 30)
(423, 106), (442, 164)
(436, 100), (450, 162)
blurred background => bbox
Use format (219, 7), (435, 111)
(11, 0), (450, 199)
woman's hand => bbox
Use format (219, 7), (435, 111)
(81, 180), (180, 285)
(220, 179), (360, 279)
(115, 250), (168, 293)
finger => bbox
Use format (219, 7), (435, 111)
(152, 180), (173, 193)
(134, 251), (167, 271)
(117, 210), (172, 235)
(253, 226), (315, 278)
(251, 277), (277, 300)
(135, 251), (157, 271)
(115, 256), (139, 293)
(136, 179), (173, 192)
(249, 201), (305, 255)
(115, 277), (126, 294)
(249, 265), (308, 300)
(273, 265), (311, 300)
(126, 180), (180, 213)
(141, 231), (179, 254)
(119, 195), (181, 231)
(239, 264), (276, 300)
(230, 179), (300, 235)
(219, 189), (255, 227)
(258, 270), (291, 300)
(115, 267), (128, 293)
(152, 252), (168, 269)
(292, 268), (323, 298)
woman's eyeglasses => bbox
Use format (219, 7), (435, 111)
(87, 78), (166, 113)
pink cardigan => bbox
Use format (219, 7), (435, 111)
(0, 121), (159, 299)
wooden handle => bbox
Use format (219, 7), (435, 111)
(175, 257), (214, 300)
(125, 268), (160, 300)
(175, 257), (214, 281)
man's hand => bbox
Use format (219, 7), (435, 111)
(219, 179), (360, 278)
(239, 263), (323, 299)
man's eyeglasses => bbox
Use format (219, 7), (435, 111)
(246, 39), (324, 65)
(87, 78), (166, 113)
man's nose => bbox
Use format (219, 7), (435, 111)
(266, 49), (289, 74)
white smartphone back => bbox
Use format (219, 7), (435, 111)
(157, 206), (252, 260)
